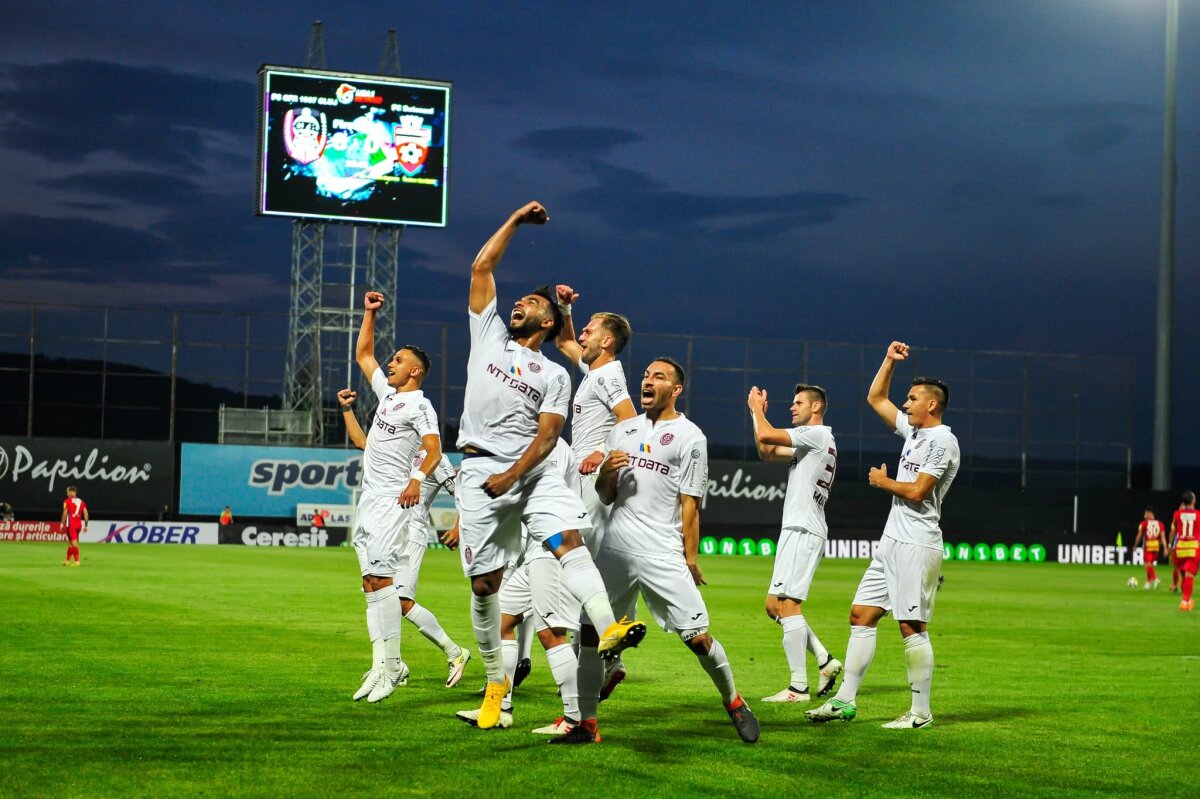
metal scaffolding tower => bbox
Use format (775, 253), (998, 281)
(281, 24), (405, 444)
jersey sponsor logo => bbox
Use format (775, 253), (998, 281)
(374, 415), (401, 435)
(486, 363), (543, 402)
(249, 458), (364, 495)
(629, 455), (669, 475)
(660, 433), (674, 445)
(528, 361), (542, 373)
(574, 404), (583, 414)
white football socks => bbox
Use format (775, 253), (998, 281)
(545, 643), (580, 719)
(558, 547), (616, 632)
(903, 632), (933, 717)
(517, 616), (534, 663)
(807, 625), (831, 666)
(697, 638), (737, 705)
(779, 615), (810, 690)
(834, 625), (877, 704)
(404, 602), (460, 658)
(471, 592), (504, 683)
(501, 639), (519, 711)
(366, 585), (402, 675)
(576, 644), (603, 722)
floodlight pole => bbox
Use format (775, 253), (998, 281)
(1153, 0), (1179, 490)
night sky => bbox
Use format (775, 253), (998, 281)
(1, 2), (1197, 464)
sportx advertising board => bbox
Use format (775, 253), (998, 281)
(256, 65), (451, 226)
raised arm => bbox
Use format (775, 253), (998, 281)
(480, 412), (563, 498)
(337, 389), (366, 450)
(747, 387), (795, 462)
(681, 493), (706, 586)
(356, 292), (383, 380)
(554, 284), (583, 365)
(867, 341), (909, 430)
(470, 201), (549, 314)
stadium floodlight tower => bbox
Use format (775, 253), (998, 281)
(282, 23), (404, 444)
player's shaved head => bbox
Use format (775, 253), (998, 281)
(912, 377), (949, 413)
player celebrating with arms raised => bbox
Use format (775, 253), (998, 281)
(808, 341), (959, 729)
(1170, 491), (1198, 611)
(1132, 508), (1164, 590)
(564, 358), (760, 745)
(456, 201), (644, 731)
(747, 383), (843, 703)
(60, 486), (87, 567)
(349, 291), (446, 704)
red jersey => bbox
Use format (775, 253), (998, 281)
(1172, 509), (1199, 559)
(63, 497), (87, 522)
(1140, 520), (1164, 552)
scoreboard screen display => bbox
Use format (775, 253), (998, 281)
(256, 65), (451, 227)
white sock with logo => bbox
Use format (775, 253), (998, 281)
(558, 547), (616, 631)
(576, 644), (603, 722)
(501, 639), (519, 712)
(367, 585), (402, 676)
(834, 625), (876, 704)
(471, 592), (504, 683)
(404, 602), (460, 658)
(545, 643), (580, 720)
(365, 590), (384, 669)
(904, 632), (933, 717)
(779, 615), (810, 690)
(696, 638), (737, 705)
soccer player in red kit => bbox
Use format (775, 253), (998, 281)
(1170, 491), (1198, 611)
(1132, 509), (1164, 590)
(60, 486), (88, 567)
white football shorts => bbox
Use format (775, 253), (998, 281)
(768, 527), (826, 601)
(851, 535), (943, 622)
(353, 491), (409, 578)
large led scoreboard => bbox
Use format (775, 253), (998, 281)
(256, 65), (451, 226)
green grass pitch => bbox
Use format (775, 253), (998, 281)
(1, 543), (1196, 798)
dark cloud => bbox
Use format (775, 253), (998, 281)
(0, 60), (251, 169)
(511, 127), (641, 159)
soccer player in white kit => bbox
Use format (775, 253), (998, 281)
(563, 357), (760, 745)
(747, 383), (844, 703)
(349, 291), (447, 704)
(553, 284), (637, 702)
(456, 438), (582, 733)
(808, 341), (960, 729)
(337, 386), (472, 687)
(456, 201), (645, 731)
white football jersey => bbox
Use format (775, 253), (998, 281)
(603, 413), (708, 558)
(522, 437), (577, 563)
(571, 360), (631, 461)
(781, 425), (837, 537)
(362, 369), (440, 495)
(458, 299), (571, 460)
(883, 410), (960, 549)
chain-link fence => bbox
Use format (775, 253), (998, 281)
(0, 301), (1134, 488)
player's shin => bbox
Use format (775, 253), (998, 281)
(576, 643), (603, 722)
(558, 547), (616, 631)
(517, 616), (535, 662)
(807, 625), (831, 666)
(779, 615), (810, 690)
(368, 585), (403, 674)
(903, 632), (933, 717)
(501, 639), (519, 710)
(405, 602), (460, 657)
(546, 643), (580, 720)
(834, 626), (877, 704)
(471, 592), (505, 683)
(695, 636), (737, 705)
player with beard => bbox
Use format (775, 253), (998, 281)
(747, 383), (843, 703)
(456, 201), (644, 731)
(554, 284), (636, 702)
(338, 388), (471, 687)
(808, 341), (959, 729)
(559, 358), (760, 745)
(348, 291), (445, 704)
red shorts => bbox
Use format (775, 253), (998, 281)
(1144, 549), (1159, 565)
(1180, 556), (1199, 576)
(66, 522), (81, 542)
